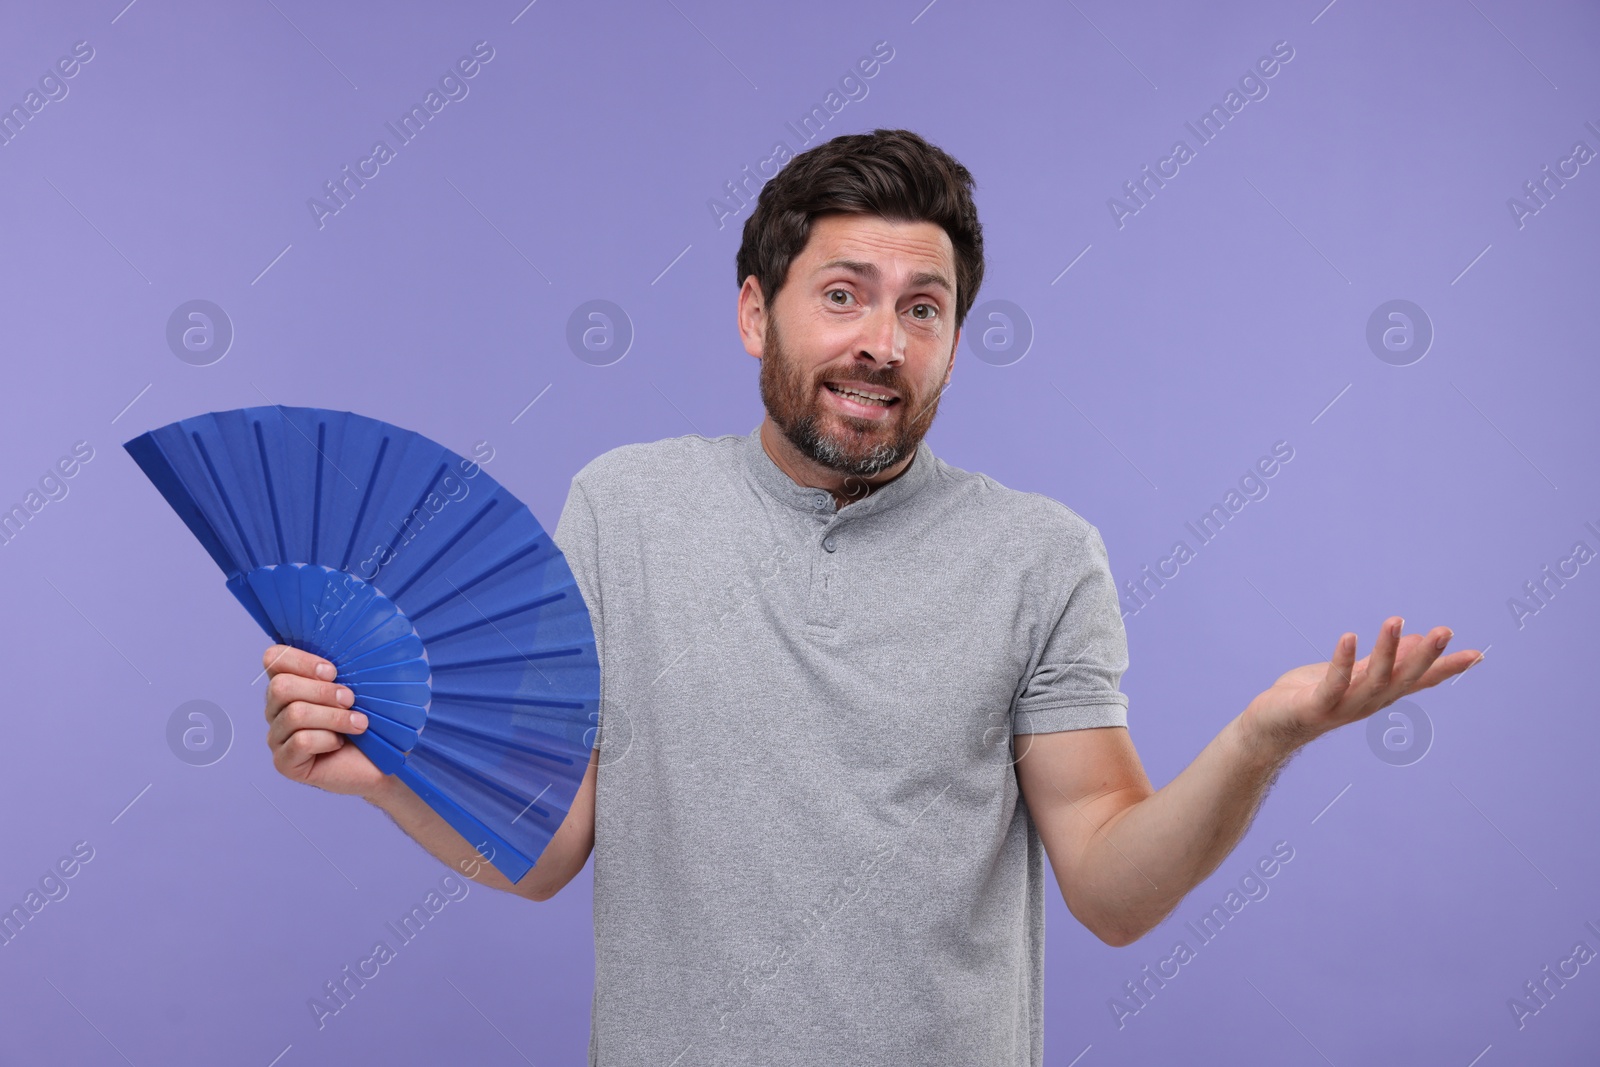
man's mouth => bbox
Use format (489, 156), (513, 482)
(823, 381), (899, 412)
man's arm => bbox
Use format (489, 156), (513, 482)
(364, 747), (598, 902)
(1014, 715), (1287, 946)
(1016, 617), (1483, 947)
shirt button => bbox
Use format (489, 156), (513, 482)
(813, 496), (829, 510)
(823, 536), (837, 552)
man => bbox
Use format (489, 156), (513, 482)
(260, 128), (1483, 1065)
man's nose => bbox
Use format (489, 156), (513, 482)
(857, 303), (904, 367)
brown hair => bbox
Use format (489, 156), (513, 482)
(735, 128), (985, 331)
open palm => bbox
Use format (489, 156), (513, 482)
(1242, 616), (1484, 749)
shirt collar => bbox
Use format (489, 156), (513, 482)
(741, 422), (935, 518)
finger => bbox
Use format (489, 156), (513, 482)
(265, 673), (354, 724)
(263, 644), (337, 681)
(274, 727), (349, 779)
(1391, 627), (1450, 690)
(268, 698), (368, 748)
(265, 673), (352, 719)
(1313, 632), (1358, 706)
(1411, 647), (1485, 690)
(1363, 616), (1403, 690)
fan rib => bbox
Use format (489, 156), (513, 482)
(326, 609), (405, 664)
(191, 430), (259, 570)
(429, 647), (580, 671)
(425, 591), (564, 643)
(349, 723), (406, 775)
(423, 714), (577, 767)
(412, 740), (560, 818)
(387, 498), (500, 602)
(429, 688), (585, 712)
(340, 663), (424, 685)
(394, 766), (534, 883)
(252, 420), (289, 562)
(408, 538), (547, 621)
(337, 632), (422, 675)
(380, 462), (448, 566)
(311, 575), (383, 655)
(353, 706), (421, 750)
(311, 420), (326, 562)
(339, 436), (391, 572)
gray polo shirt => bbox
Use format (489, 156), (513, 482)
(551, 424), (1130, 1066)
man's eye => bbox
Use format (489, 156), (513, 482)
(910, 303), (938, 320)
(826, 289), (855, 305)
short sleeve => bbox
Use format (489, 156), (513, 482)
(1011, 524), (1130, 735)
(551, 476), (603, 674)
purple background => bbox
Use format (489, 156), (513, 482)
(2, 0), (1597, 1063)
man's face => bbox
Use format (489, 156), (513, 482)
(751, 213), (960, 478)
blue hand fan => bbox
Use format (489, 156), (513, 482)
(123, 405), (598, 885)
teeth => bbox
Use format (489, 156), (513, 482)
(829, 384), (892, 406)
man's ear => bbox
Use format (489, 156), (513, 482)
(943, 327), (959, 387)
(737, 277), (767, 360)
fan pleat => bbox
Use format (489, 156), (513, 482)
(427, 696), (592, 752)
(423, 592), (566, 644)
(400, 738), (579, 861)
(339, 435), (391, 572)
(350, 680), (429, 707)
(424, 709), (581, 764)
(252, 420), (289, 561)
(337, 633), (426, 676)
(407, 536), (546, 621)
(350, 725), (407, 776)
(386, 498), (500, 602)
(359, 433), (450, 591)
(392, 765), (535, 882)
(315, 575), (379, 654)
(428, 647), (579, 672)
(338, 612), (416, 663)
(377, 461), (449, 565)
(353, 706), (420, 752)
(293, 562), (321, 648)
(244, 567), (289, 638)
(191, 430), (260, 569)
(124, 431), (234, 575)
(311, 420), (326, 561)
(416, 720), (577, 794)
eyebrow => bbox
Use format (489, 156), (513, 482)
(814, 258), (954, 299)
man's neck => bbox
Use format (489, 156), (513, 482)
(758, 418), (914, 510)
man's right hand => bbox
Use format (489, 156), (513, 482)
(262, 645), (387, 799)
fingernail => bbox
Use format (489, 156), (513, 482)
(1435, 630), (1453, 650)
(316, 663), (336, 680)
(1396, 618), (1405, 634)
(336, 687), (354, 706)
(351, 712), (368, 731)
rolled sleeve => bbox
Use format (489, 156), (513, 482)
(1012, 525), (1130, 736)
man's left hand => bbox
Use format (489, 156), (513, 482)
(1240, 616), (1483, 754)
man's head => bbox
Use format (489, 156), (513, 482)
(736, 129), (985, 483)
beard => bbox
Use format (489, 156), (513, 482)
(757, 315), (945, 479)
